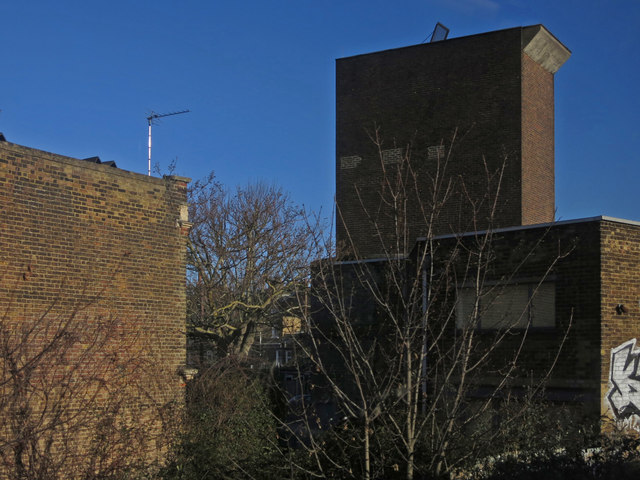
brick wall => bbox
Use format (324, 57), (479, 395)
(336, 26), (566, 258)
(430, 217), (640, 421)
(521, 52), (555, 224)
(426, 220), (602, 411)
(0, 141), (190, 475)
(599, 220), (640, 421)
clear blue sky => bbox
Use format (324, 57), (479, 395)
(2, 1), (639, 223)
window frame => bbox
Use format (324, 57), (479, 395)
(456, 278), (556, 331)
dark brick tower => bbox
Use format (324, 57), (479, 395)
(336, 25), (570, 258)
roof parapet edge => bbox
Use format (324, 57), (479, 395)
(522, 24), (571, 73)
(331, 217), (640, 266)
(416, 216), (640, 243)
(0, 140), (165, 183)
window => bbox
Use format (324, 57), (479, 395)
(282, 316), (302, 336)
(275, 349), (293, 366)
(275, 350), (281, 366)
(456, 282), (555, 330)
(204, 350), (215, 365)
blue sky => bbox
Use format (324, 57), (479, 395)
(2, 1), (639, 223)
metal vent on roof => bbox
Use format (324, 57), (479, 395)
(430, 22), (449, 42)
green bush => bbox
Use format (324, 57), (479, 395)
(161, 358), (281, 480)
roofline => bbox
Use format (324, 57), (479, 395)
(336, 24), (569, 62)
(332, 216), (640, 265)
(0, 140), (190, 185)
(332, 256), (405, 266)
(418, 216), (640, 243)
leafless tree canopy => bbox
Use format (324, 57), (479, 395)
(187, 174), (322, 357)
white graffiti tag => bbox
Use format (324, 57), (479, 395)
(607, 339), (640, 420)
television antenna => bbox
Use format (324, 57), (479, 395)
(146, 109), (190, 176)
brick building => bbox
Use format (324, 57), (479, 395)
(330, 25), (640, 428)
(336, 25), (570, 258)
(419, 217), (640, 419)
(0, 139), (191, 475)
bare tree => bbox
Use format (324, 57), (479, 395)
(285, 131), (574, 480)
(187, 175), (321, 358)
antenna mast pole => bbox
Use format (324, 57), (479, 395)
(146, 109), (190, 176)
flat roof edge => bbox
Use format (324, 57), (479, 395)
(336, 25), (526, 61)
(331, 217), (640, 265)
(336, 24), (567, 62)
(416, 216), (640, 243)
(599, 215), (640, 227)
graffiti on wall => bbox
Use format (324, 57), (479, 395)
(607, 338), (640, 420)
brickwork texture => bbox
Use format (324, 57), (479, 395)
(336, 26), (562, 258)
(0, 141), (190, 475)
(599, 220), (640, 420)
(421, 218), (640, 420)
